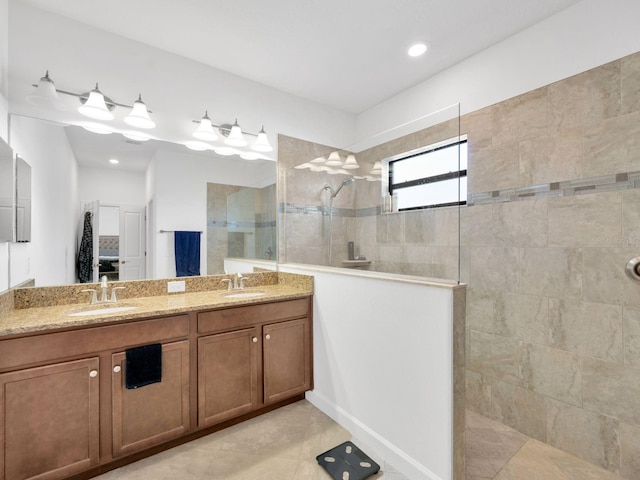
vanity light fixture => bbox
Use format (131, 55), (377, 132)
(124, 94), (155, 129)
(325, 151), (343, 166)
(193, 111), (218, 141)
(342, 154), (360, 169)
(224, 119), (248, 147)
(109, 159), (119, 165)
(25, 71), (66, 110)
(78, 83), (114, 121)
(370, 160), (382, 175)
(251, 126), (273, 152)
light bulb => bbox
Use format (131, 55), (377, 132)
(124, 94), (155, 129)
(78, 84), (114, 121)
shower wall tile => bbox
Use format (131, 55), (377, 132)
(546, 398), (620, 473)
(547, 192), (622, 247)
(517, 248), (582, 300)
(623, 307), (640, 367)
(490, 377), (547, 441)
(493, 198), (548, 247)
(492, 87), (548, 146)
(583, 111), (640, 177)
(414, 117), (460, 148)
(469, 247), (519, 292)
(519, 130), (583, 186)
(376, 212), (403, 244)
(549, 299), (623, 363)
(460, 204), (495, 247)
(468, 141), (520, 194)
(431, 246), (460, 280)
(467, 290), (549, 346)
(433, 206), (460, 246)
(583, 357), (640, 427)
(465, 369), (492, 417)
(621, 52), (640, 115)
(521, 344), (582, 406)
(583, 247), (640, 308)
(403, 209), (434, 244)
(621, 422), (640, 480)
(622, 189), (640, 247)
(461, 106), (493, 150)
(548, 61), (621, 133)
(467, 330), (522, 386)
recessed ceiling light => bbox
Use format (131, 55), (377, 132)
(109, 158), (119, 165)
(408, 42), (428, 57)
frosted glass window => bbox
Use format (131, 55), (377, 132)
(389, 138), (467, 210)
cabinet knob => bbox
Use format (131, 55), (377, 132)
(113, 365), (122, 373)
(252, 337), (258, 343)
(265, 334), (271, 340)
(89, 370), (98, 378)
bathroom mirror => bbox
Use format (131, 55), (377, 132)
(0, 139), (14, 242)
(15, 156), (31, 243)
(10, 118), (277, 286)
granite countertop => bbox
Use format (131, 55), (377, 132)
(0, 283), (312, 337)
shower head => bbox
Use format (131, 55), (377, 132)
(331, 178), (355, 198)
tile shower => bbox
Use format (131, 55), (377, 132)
(279, 49), (640, 479)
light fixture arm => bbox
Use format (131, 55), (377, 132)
(31, 83), (152, 112)
(190, 119), (259, 137)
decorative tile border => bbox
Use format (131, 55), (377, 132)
(207, 219), (276, 228)
(280, 203), (379, 218)
(468, 172), (640, 206)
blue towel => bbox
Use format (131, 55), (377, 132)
(174, 231), (201, 277)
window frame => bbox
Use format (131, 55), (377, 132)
(387, 135), (467, 211)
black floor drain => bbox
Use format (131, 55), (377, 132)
(316, 441), (380, 480)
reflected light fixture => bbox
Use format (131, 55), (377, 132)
(78, 83), (114, 121)
(240, 151), (260, 160)
(224, 119), (248, 147)
(193, 111), (218, 141)
(109, 158), (119, 165)
(124, 94), (155, 129)
(214, 146), (237, 156)
(81, 123), (113, 135)
(370, 161), (382, 175)
(310, 156), (326, 164)
(342, 154), (360, 169)
(25, 71), (66, 110)
(251, 126), (273, 152)
(294, 163), (312, 170)
(325, 151), (343, 166)
(122, 131), (151, 142)
(185, 141), (210, 151)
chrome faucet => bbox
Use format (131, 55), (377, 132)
(100, 275), (109, 302)
(221, 273), (245, 291)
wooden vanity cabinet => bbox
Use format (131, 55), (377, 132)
(111, 340), (190, 457)
(197, 297), (312, 427)
(0, 358), (100, 480)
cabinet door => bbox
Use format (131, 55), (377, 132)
(263, 318), (311, 404)
(0, 357), (100, 480)
(112, 340), (190, 457)
(198, 328), (258, 427)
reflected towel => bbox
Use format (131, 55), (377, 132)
(174, 231), (201, 277)
(125, 344), (162, 389)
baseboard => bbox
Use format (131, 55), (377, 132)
(306, 391), (444, 480)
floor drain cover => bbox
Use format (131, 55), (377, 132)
(316, 441), (380, 480)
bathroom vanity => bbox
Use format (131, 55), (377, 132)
(0, 276), (313, 480)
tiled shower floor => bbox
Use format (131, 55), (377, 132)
(93, 400), (623, 480)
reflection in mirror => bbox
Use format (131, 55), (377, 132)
(10, 118), (277, 287)
(0, 139), (13, 242)
(15, 156), (32, 243)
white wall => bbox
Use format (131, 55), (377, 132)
(9, 116), (78, 287)
(0, 0), (9, 291)
(278, 263), (457, 480)
(355, 0), (640, 145)
(151, 150), (276, 278)
(78, 166), (146, 207)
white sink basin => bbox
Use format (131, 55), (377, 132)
(222, 291), (265, 299)
(67, 305), (137, 316)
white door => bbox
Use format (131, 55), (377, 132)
(119, 205), (146, 281)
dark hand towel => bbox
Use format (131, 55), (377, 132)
(174, 231), (201, 277)
(125, 344), (162, 389)
(77, 211), (93, 283)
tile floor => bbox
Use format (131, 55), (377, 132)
(94, 401), (625, 480)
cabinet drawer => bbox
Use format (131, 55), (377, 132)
(0, 315), (190, 372)
(198, 297), (310, 334)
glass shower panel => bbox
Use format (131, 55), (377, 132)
(281, 103), (462, 283)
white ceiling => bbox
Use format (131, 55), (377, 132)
(17, 0), (583, 114)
